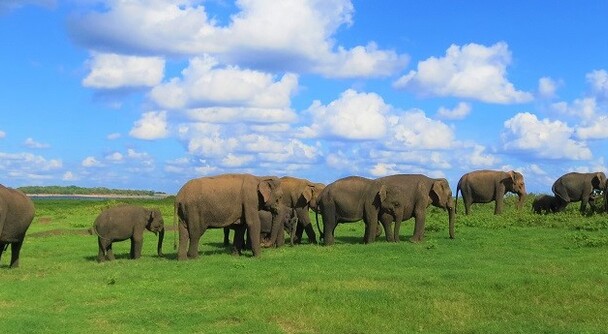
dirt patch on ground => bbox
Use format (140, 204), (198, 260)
(28, 229), (91, 238)
(37, 216), (52, 225)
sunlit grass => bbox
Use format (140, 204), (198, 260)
(0, 196), (607, 333)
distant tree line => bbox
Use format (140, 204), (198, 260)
(18, 185), (164, 196)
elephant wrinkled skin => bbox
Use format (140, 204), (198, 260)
(0, 184), (35, 268)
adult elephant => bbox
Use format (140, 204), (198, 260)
(551, 172), (607, 213)
(0, 184), (35, 268)
(279, 177), (325, 245)
(316, 176), (406, 246)
(376, 174), (455, 242)
(175, 174), (283, 260)
(456, 170), (526, 215)
(92, 205), (165, 262)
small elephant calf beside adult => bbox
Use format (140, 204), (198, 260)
(92, 205), (165, 262)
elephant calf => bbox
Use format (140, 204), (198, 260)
(532, 195), (561, 214)
(92, 205), (165, 262)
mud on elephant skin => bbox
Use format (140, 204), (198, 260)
(316, 176), (407, 246)
(0, 184), (35, 268)
(175, 174), (283, 260)
(92, 205), (165, 262)
(375, 174), (455, 242)
(456, 170), (526, 215)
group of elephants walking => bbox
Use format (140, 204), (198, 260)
(1, 170), (606, 267)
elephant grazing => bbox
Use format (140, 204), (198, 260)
(532, 195), (561, 214)
(92, 205), (165, 262)
(375, 174), (455, 242)
(316, 176), (407, 246)
(456, 170), (526, 215)
(551, 172), (607, 214)
(0, 184), (35, 268)
(175, 174), (283, 260)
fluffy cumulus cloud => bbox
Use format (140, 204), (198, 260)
(0, 152), (62, 182)
(394, 42), (533, 104)
(538, 77), (558, 99)
(551, 97), (597, 121)
(388, 109), (455, 150)
(150, 55), (298, 112)
(576, 115), (608, 140)
(82, 156), (102, 167)
(586, 69), (608, 99)
(69, 0), (406, 78)
(129, 111), (169, 140)
(301, 89), (389, 140)
(502, 112), (592, 160)
(82, 53), (165, 89)
(436, 102), (471, 120)
(459, 144), (500, 168)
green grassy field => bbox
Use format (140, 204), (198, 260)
(1, 196), (607, 333)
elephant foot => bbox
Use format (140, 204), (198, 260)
(409, 236), (423, 243)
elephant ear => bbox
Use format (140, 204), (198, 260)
(301, 184), (314, 203)
(258, 179), (273, 205)
(430, 180), (447, 203)
(378, 184), (387, 204)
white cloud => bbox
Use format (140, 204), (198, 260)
(69, 0), (406, 78)
(462, 144), (500, 167)
(62, 171), (78, 181)
(82, 156), (102, 167)
(221, 153), (254, 167)
(24, 137), (50, 149)
(150, 55), (298, 111)
(586, 69), (608, 99)
(0, 130), (6, 138)
(301, 89), (389, 140)
(107, 133), (121, 140)
(551, 97), (597, 121)
(82, 53), (165, 89)
(129, 111), (169, 140)
(502, 112), (591, 160)
(370, 163), (399, 177)
(436, 102), (471, 120)
(576, 115), (608, 140)
(538, 77), (559, 99)
(0, 152), (62, 181)
(394, 42), (533, 104)
(388, 109), (455, 150)
(105, 152), (124, 162)
(184, 107), (296, 124)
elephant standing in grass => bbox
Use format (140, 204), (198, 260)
(376, 174), (455, 242)
(92, 205), (165, 262)
(456, 170), (526, 215)
(279, 177), (325, 245)
(316, 176), (407, 246)
(0, 185), (35, 268)
(175, 174), (283, 260)
(532, 195), (560, 214)
(551, 172), (607, 214)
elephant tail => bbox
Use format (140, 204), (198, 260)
(455, 183), (461, 215)
(173, 201), (180, 251)
(315, 208), (324, 240)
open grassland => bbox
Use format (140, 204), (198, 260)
(1, 196), (608, 333)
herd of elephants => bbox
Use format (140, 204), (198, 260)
(0, 170), (606, 268)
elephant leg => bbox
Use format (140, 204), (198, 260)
(0, 242), (5, 263)
(322, 207), (337, 246)
(106, 242), (115, 261)
(232, 225), (246, 255)
(297, 209), (317, 244)
(293, 224), (304, 244)
(131, 235), (143, 259)
(177, 222), (190, 260)
(410, 214), (425, 242)
(246, 222), (262, 257)
(580, 198), (589, 214)
(379, 213), (394, 242)
(9, 241), (23, 268)
(97, 237), (106, 262)
(494, 196), (504, 215)
(463, 197), (472, 215)
(187, 227), (204, 259)
(223, 228), (231, 246)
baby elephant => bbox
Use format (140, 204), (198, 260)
(532, 195), (562, 214)
(92, 205), (165, 262)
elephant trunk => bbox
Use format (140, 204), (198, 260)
(517, 192), (526, 210)
(157, 227), (165, 257)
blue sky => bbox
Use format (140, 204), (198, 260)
(1, 0), (607, 194)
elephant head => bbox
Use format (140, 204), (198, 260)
(304, 182), (325, 212)
(429, 178), (455, 239)
(145, 209), (165, 257)
(506, 171), (526, 209)
(258, 177), (284, 214)
(375, 184), (406, 225)
(592, 172), (607, 191)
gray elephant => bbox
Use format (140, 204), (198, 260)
(223, 204), (298, 250)
(279, 177), (325, 245)
(532, 194), (561, 214)
(551, 172), (607, 213)
(316, 176), (407, 246)
(0, 184), (35, 268)
(376, 174), (455, 242)
(92, 205), (165, 262)
(175, 174), (283, 260)
(456, 170), (526, 215)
